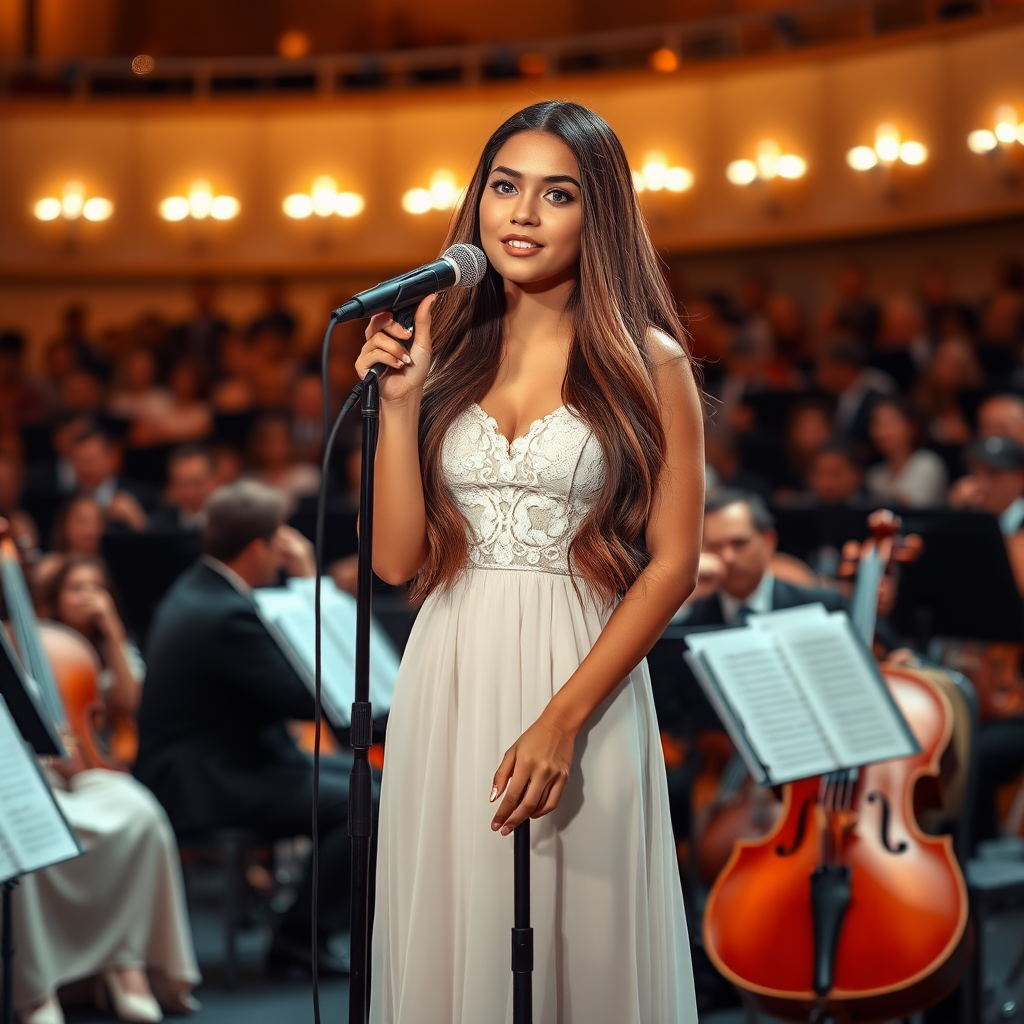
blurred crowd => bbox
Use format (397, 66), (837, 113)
(2, 258), (1024, 601)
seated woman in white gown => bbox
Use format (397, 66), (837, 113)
(13, 555), (200, 1024)
(357, 101), (704, 1024)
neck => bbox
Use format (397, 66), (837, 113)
(886, 447), (912, 473)
(220, 555), (259, 588)
(502, 270), (576, 350)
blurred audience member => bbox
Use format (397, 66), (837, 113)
(977, 261), (1024, 382)
(704, 427), (772, 501)
(916, 336), (983, 445)
(52, 302), (111, 381)
(0, 453), (38, 558)
(820, 265), (880, 347)
(173, 278), (229, 363)
(153, 445), (218, 531)
(291, 374), (324, 465)
(248, 276), (297, 341)
(0, 330), (48, 431)
(211, 442), (243, 488)
(245, 413), (320, 502)
(738, 271), (773, 353)
(249, 327), (298, 409)
(782, 399), (835, 491)
(807, 441), (866, 506)
(950, 435), (1024, 530)
(50, 494), (106, 557)
(67, 426), (152, 527)
(211, 332), (255, 412)
(766, 292), (809, 366)
(865, 398), (947, 507)
(976, 393), (1024, 445)
(874, 295), (929, 392)
(814, 337), (894, 444)
(58, 370), (106, 417)
(107, 347), (170, 424)
(132, 357), (212, 447)
(920, 266), (977, 342)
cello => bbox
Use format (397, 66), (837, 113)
(703, 511), (970, 1022)
(0, 520), (133, 770)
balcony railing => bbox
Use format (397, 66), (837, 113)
(0, 0), (1008, 103)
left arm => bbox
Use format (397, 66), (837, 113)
(92, 592), (143, 716)
(490, 338), (705, 834)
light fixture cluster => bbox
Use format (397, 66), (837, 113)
(402, 171), (462, 215)
(847, 123), (927, 171)
(33, 181), (113, 222)
(726, 140), (807, 186)
(967, 104), (1024, 154)
(632, 152), (694, 193)
(283, 176), (365, 219)
(159, 181), (240, 222)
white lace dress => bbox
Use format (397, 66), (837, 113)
(370, 403), (697, 1024)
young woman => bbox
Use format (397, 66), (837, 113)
(356, 101), (703, 1023)
(866, 397), (948, 508)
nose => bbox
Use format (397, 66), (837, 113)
(510, 190), (539, 227)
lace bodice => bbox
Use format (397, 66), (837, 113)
(441, 402), (606, 574)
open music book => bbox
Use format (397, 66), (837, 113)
(683, 605), (919, 786)
(253, 576), (400, 730)
(0, 695), (80, 884)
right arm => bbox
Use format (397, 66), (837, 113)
(354, 295), (437, 584)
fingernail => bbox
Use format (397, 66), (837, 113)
(403, 324), (414, 335)
(489, 786), (498, 803)
(402, 353), (412, 364)
(501, 826), (511, 836)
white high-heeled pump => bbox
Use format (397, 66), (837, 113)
(19, 996), (64, 1024)
(96, 971), (163, 1023)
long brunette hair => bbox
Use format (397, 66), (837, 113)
(415, 100), (691, 602)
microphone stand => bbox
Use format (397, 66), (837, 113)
(512, 821), (534, 1024)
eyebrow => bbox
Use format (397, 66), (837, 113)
(490, 165), (581, 189)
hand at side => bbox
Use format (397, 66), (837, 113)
(489, 713), (575, 836)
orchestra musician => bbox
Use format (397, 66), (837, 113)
(677, 488), (845, 627)
(133, 480), (360, 975)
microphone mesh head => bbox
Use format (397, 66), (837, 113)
(443, 244), (488, 288)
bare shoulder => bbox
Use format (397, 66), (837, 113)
(645, 326), (698, 400)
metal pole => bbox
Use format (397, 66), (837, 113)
(348, 374), (379, 1024)
(512, 821), (533, 1024)
(2, 880), (16, 1024)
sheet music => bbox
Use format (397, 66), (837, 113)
(254, 578), (399, 728)
(763, 611), (917, 768)
(0, 696), (80, 882)
(684, 628), (839, 782)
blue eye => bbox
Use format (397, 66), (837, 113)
(489, 179), (517, 195)
(548, 189), (574, 204)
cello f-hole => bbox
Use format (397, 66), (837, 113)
(866, 790), (908, 854)
(776, 795), (814, 857)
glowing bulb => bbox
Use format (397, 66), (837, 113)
(968, 129), (998, 154)
(649, 47), (678, 73)
(874, 124), (901, 163)
(631, 170), (646, 193)
(312, 175), (337, 217)
(283, 193), (313, 218)
(847, 145), (878, 171)
(33, 197), (62, 221)
(755, 140), (780, 180)
(726, 159), (757, 186)
(994, 105), (1018, 143)
(776, 154), (806, 179)
(642, 156), (669, 192)
(61, 181), (85, 219)
(1018, 124), (1024, 146)
(429, 171), (457, 210)
(402, 188), (433, 215)
(188, 182), (213, 219)
(210, 195), (239, 220)
(82, 197), (113, 221)
(664, 167), (693, 192)
(899, 141), (927, 166)
(159, 196), (190, 221)
(335, 192), (364, 217)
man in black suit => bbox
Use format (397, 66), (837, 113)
(135, 480), (355, 973)
(680, 488), (845, 626)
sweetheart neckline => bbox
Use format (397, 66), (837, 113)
(470, 401), (570, 452)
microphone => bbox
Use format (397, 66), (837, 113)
(332, 243), (488, 326)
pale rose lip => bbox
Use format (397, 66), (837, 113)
(500, 235), (544, 257)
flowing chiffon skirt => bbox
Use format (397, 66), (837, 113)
(370, 567), (697, 1024)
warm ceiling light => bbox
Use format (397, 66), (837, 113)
(278, 30), (310, 59)
(846, 124), (927, 172)
(727, 141), (805, 186)
(649, 47), (679, 73)
(402, 170), (463, 215)
(632, 152), (694, 194)
(33, 181), (113, 222)
(968, 105), (1023, 156)
(283, 176), (365, 220)
(160, 181), (239, 222)
(131, 54), (155, 75)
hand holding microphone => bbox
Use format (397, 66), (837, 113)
(355, 295), (436, 406)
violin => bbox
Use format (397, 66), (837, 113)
(703, 511), (970, 1022)
(0, 520), (133, 771)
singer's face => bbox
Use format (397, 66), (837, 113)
(478, 131), (582, 289)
